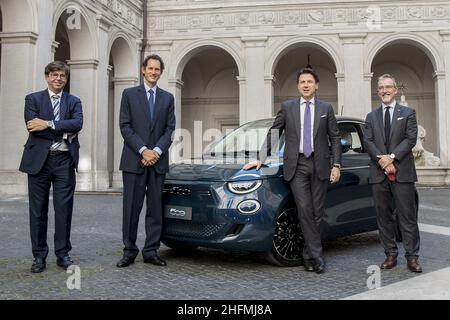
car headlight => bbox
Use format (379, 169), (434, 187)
(227, 180), (262, 194)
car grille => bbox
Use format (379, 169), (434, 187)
(163, 220), (226, 239)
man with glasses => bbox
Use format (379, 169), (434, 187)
(363, 74), (422, 273)
(19, 61), (83, 273)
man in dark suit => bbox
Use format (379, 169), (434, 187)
(244, 68), (341, 273)
(19, 61), (83, 273)
(363, 74), (422, 273)
(116, 54), (176, 268)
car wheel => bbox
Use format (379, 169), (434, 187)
(161, 239), (198, 251)
(264, 207), (304, 267)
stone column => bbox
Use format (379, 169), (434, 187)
(439, 31), (450, 172)
(111, 77), (139, 188)
(148, 40), (173, 90)
(241, 36), (268, 123)
(167, 78), (184, 163)
(237, 76), (247, 125)
(67, 59), (99, 191)
(0, 32), (38, 195)
(340, 33), (369, 119)
(335, 73), (345, 116)
(264, 75), (276, 117)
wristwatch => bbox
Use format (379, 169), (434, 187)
(46, 121), (53, 128)
(389, 153), (395, 160)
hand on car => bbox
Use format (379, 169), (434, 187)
(243, 160), (262, 170)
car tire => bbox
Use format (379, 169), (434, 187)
(264, 207), (304, 267)
(161, 239), (198, 251)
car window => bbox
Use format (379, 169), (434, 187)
(338, 122), (363, 154)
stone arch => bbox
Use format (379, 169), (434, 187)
(52, 1), (96, 59)
(365, 33), (444, 74)
(0, 0), (37, 33)
(108, 33), (138, 78)
(170, 39), (244, 80)
(266, 36), (343, 77)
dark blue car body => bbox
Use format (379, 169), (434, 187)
(162, 117), (410, 266)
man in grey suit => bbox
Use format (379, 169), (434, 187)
(244, 68), (341, 273)
(116, 54), (176, 268)
(363, 74), (422, 273)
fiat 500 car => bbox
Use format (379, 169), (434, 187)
(161, 117), (415, 267)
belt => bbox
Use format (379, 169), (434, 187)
(48, 150), (69, 156)
(299, 152), (314, 157)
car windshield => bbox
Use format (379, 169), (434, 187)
(204, 119), (285, 157)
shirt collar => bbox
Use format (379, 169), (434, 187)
(144, 82), (157, 94)
(300, 96), (315, 106)
(48, 89), (62, 99)
(382, 101), (396, 110)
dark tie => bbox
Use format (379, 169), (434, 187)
(384, 106), (391, 143)
(148, 89), (155, 120)
(303, 101), (312, 158)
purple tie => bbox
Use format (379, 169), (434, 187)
(303, 101), (312, 158)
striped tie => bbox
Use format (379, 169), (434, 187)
(50, 95), (61, 151)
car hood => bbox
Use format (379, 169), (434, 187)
(166, 158), (282, 182)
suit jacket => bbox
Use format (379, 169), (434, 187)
(260, 98), (341, 182)
(363, 103), (418, 184)
(119, 84), (176, 174)
(19, 90), (83, 175)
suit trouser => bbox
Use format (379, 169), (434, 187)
(122, 167), (165, 259)
(28, 152), (75, 259)
(289, 155), (329, 260)
(372, 180), (420, 259)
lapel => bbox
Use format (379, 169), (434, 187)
(138, 84), (152, 125)
(389, 103), (402, 142)
(375, 105), (385, 141)
(293, 98), (301, 141)
(41, 90), (54, 120)
(59, 91), (68, 120)
(313, 99), (323, 138)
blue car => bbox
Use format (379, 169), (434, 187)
(161, 117), (415, 267)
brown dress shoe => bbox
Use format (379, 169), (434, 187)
(380, 256), (397, 269)
(407, 258), (423, 273)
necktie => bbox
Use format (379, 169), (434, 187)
(148, 89), (155, 120)
(384, 106), (391, 144)
(303, 101), (312, 158)
(50, 95), (62, 150)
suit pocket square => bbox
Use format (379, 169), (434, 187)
(321, 115), (327, 118)
(397, 117), (404, 120)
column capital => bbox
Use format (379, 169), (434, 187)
(439, 31), (450, 42)
(432, 71), (446, 81)
(236, 76), (246, 84)
(241, 36), (268, 48)
(168, 78), (184, 89)
(364, 72), (374, 81)
(112, 76), (139, 85)
(96, 14), (114, 32)
(264, 75), (277, 84)
(339, 33), (367, 44)
(67, 59), (100, 70)
(335, 73), (345, 81)
(0, 32), (38, 44)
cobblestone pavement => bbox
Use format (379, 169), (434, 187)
(1, 188), (449, 300)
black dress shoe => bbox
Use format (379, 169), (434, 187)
(407, 258), (423, 273)
(31, 258), (46, 273)
(314, 257), (326, 274)
(144, 255), (167, 266)
(57, 256), (73, 270)
(116, 256), (135, 268)
(304, 259), (315, 272)
(380, 256), (397, 269)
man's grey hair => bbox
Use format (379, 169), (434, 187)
(377, 74), (397, 88)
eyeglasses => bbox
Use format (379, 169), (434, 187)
(377, 85), (396, 91)
(49, 73), (67, 79)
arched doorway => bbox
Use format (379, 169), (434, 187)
(108, 36), (138, 188)
(180, 47), (240, 157)
(271, 44), (338, 115)
(371, 43), (437, 154)
(54, 17), (71, 91)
